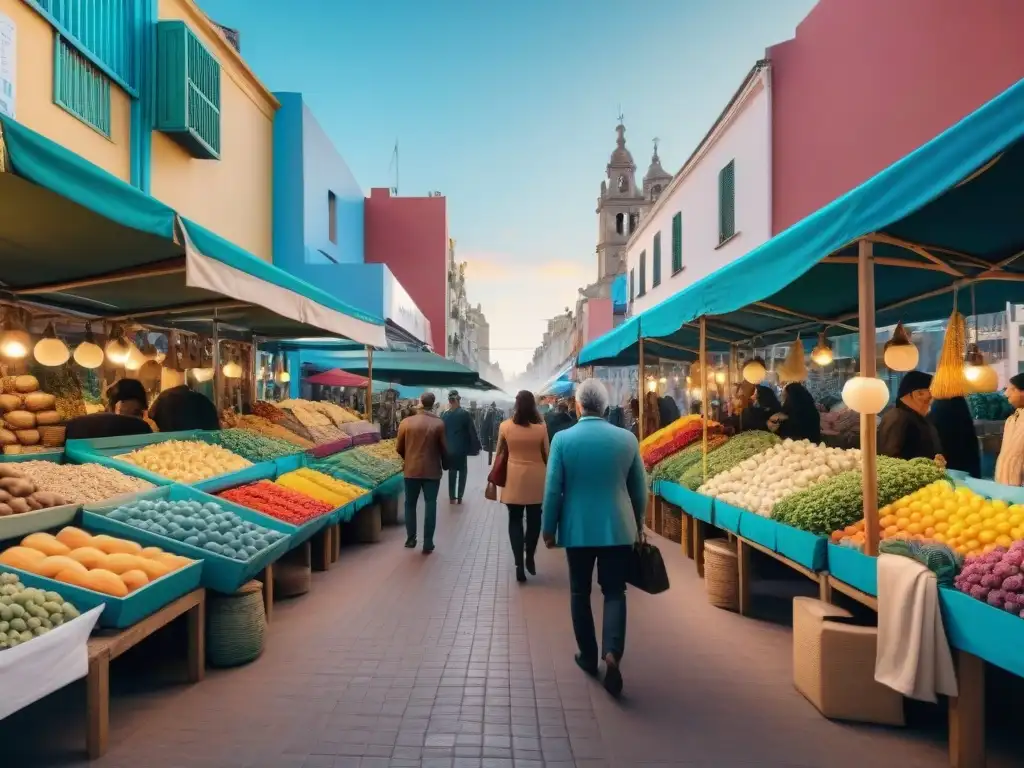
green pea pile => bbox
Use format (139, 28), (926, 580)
(208, 428), (302, 463)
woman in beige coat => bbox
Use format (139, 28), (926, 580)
(496, 390), (551, 582)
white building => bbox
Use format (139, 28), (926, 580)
(626, 61), (773, 314)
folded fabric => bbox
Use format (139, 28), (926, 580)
(874, 553), (958, 702)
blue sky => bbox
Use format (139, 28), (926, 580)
(199, 0), (817, 375)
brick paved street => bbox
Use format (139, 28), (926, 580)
(2, 455), (1014, 767)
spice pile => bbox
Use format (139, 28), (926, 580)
(117, 440), (252, 483)
(354, 440), (401, 463)
(313, 449), (401, 486)
(4, 461), (154, 504)
(219, 480), (333, 525)
(222, 412), (314, 449)
(277, 400), (346, 444)
(276, 468), (369, 508)
(207, 428), (301, 463)
(0, 572), (82, 649)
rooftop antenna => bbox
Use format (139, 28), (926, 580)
(388, 138), (399, 195)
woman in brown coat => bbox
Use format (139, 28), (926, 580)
(496, 390), (550, 582)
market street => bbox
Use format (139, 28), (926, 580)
(0, 455), (1013, 768)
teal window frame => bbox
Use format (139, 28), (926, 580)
(652, 233), (662, 287)
(671, 212), (683, 273)
(718, 160), (736, 243)
(638, 250), (647, 297)
(53, 33), (112, 138)
(629, 268), (635, 302)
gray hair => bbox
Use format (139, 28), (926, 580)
(576, 378), (609, 415)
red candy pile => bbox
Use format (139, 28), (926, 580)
(219, 480), (333, 525)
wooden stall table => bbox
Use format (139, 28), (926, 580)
(734, 537), (832, 616)
(86, 589), (206, 760)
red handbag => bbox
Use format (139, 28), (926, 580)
(485, 447), (508, 500)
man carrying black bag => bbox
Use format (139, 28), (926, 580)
(542, 378), (667, 699)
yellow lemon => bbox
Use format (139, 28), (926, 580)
(996, 521), (1012, 535)
(993, 499), (1009, 511)
(932, 532), (947, 543)
(978, 530), (997, 545)
(965, 513), (982, 526)
(934, 508), (951, 521)
(907, 522), (923, 535)
(996, 535), (1014, 548)
(935, 521), (950, 533)
(965, 539), (981, 552)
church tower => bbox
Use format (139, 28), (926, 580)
(643, 139), (673, 204)
(595, 117), (647, 284)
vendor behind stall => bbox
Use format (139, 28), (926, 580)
(148, 382), (220, 432)
(65, 379), (153, 441)
(929, 395), (981, 478)
(995, 373), (1024, 485)
(878, 370), (944, 463)
(739, 385), (781, 433)
(768, 383), (821, 443)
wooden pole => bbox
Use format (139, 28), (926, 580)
(700, 317), (709, 482)
(637, 335), (645, 441)
(211, 320), (222, 412)
(858, 239), (880, 556)
(365, 346), (374, 421)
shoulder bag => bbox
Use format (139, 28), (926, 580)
(626, 529), (670, 595)
(485, 444), (508, 501)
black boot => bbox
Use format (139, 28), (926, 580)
(516, 564), (527, 583)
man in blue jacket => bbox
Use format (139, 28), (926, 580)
(542, 378), (647, 698)
(441, 390), (480, 504)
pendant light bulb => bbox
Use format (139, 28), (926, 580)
(223, 360), (243, 379)
(842, 376), (889, 415)
(810, 332), (834, 367)
(963, 344), (998, 393)
(33, 322), (71, 366)
(742, 357), (766, 385)
(883, 321), (919, 372)
(73, 324), (104, 369)
(104, 329), (132, 365)
(192, 367), (214, 383)
(0, 312), (30, 359)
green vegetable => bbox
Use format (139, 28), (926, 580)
(678, 431), (780, 490)
(207, 428), (302, 463)
(651, 441), (722, 485)
(0, 572), (81, 651)
(771, 456), (946, 535)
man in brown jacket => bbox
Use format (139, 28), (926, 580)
(396, 392), (448, 553)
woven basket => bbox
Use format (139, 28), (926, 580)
(662, 505), (683, 543)
(274, 561), (311, 598)
(38, 425), (66, 448)
(704, 539), (739, 612)
(207, 580), (266, 667)
(379, 494), (401, 526)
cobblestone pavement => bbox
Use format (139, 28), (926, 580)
(2, 455), (1011, 767)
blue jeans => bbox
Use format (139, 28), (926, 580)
(447, 455), (468, 500)
(404, 478), (440, 546)
(566, 546), (631, 663)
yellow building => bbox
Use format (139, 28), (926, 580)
(0, 0), (277, 261)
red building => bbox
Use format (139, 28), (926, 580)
(770, 0), (1024, 232)
(363, 188), (449, 355)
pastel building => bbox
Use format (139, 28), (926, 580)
(0, 0), (277, 261)
(271, 93), (433, 349)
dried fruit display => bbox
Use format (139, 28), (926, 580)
(219, 481), (333, 525)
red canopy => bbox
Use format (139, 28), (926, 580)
(305, 368), (369, 387)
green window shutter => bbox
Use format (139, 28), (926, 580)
(718, 161), (736, 243)
(629, 268), (635, 302)
(672, 212), (683, 272)
(638, 251), (647, 296)
(53, 34), (112, 137)
(652, 233), (662, 287)
(156, 21), (222, 159)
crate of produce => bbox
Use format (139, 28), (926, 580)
(774, 524), (828, 571)
(941, 588), (1024, 679)
(713, 500), (743, 535)
(275, 467), (373, 525)
(0, 450), (65, 463)
(0, 527), (203, 628)
(65, 431), (263, 491)
(658, 481), (713, 525)
(738, 512), (778, 551)
(82, 485), (291, 594)
(335, 492), (376, 524)
(0, 459), (82, 541)
(216, 479), (335, 548)
(308, 437), (354, 458)
(827, 543), (877, 596)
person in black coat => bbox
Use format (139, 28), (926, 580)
(929, 396), (980, 477)
(878, 370), (944, 462)
(65, 379), (153, 441)
(545, 400), (575, 442)
(740, 385), (781, 433)
(769, 382), (822, 443)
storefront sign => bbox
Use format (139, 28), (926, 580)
(0, 13), (14, 119)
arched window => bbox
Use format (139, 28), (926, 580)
(615, 213), (625, 235)
(629, 213), (639, 234)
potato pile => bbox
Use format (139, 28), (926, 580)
(0, 375), (62, 454)
(0, 465), (67, 517)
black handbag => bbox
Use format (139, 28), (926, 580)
(626, 531), (670, 594)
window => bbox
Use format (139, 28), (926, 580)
(629, 268), (635, 302)
(328, 191), (338, 244)
(53, 35), (111, 136)
(671, 212), (683, 273)
(718, 160), (736, 243)
(629, 212), (639, 234)
(652, 233), (662, 287)
(638, 251), (647, 297)
(615, 213), (625, 236)
(156, 21), (222, 159)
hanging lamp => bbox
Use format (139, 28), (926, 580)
(742, 356), (766, 384)
(810, 331), (834, 367)
(33, 322), (70, 366)
(842, 375), (889, 414)
(963, 286), (998, 393)
(883, 321), (919, 371)
(0, 309), (30, 359)
(73, 323), (104, 369)
(104, 326), (132, 365)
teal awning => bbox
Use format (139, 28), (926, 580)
(301, 349), (496, 390)
(640, 76), (1024, 347)
(578, 314), (746, 367)
(0, 116), (386, 345)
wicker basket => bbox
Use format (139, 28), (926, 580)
(38, 425), (66, 448)
(207, 580), (266, 668)
(379, 494), (401, 526)
(274, 560), (311, 598)
(662, 505), (683, 543)
(704, 539), (739, 611)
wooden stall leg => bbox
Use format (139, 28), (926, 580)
(949, 651), (985, 768)
(737, 539), (752, 616)
(86, 652), (110, 760)
(653, 495), (663, 535)
(187, 593), (206, 683)
(645, 493), (655, 530)
(259, 564), (274, 623)
(818, 572), (834, 604)
(331, 523), (341, 562)
(313, 527), (331, 572)
(681, 512), (694, 559)
(693, 518), (707, 578)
